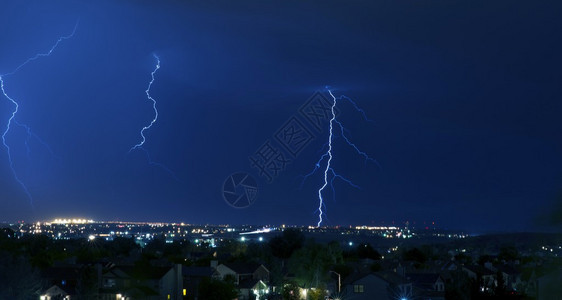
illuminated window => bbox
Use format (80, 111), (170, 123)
(354, 284), (364, 293)
(183, 289), (187, 296)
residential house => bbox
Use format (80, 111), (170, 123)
(40, 264), (83, 298)
(215, 262), (269, 285)
(215, 262), (270, 300)
(536, 268), (562, 300)
(405, 273), (445, 300)
(40, 285), (70, 300)
(99, 264), (182, 300)
(342, 272), (412, 300)
(462, 265), (495, 293)
(182, 266), (216, 300)
(496, 264), (522, 292)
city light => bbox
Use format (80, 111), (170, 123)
(53, 218), (94, 224)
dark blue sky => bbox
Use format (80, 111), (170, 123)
(0, 1), (561, 232)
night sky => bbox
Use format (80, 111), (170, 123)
(1, 1), (561, 233)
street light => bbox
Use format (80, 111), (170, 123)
(329, 270), (341, 293)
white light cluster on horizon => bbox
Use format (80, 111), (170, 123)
(52, 218), (94, 224)
(239, 227), (274, 235)
(355, 226), (399, 230)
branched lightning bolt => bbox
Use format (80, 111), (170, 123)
(339, 95), (374, 123)
(301, 88), (378, 227)
(0, 79), (32, 201)
(130, 54), (161, 152)
(15, 120), (58, 162)
(129, 54), (179, 181)
(138, 146), (180, 182)
(0, 22), (78, 204)
(2, 21), (79, 77)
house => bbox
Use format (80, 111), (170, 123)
(496, 264), (522, 292)
(239, 279), (269, 300)
(214, 262), (270, 300)
(40, 264), (83, 298)
(215, 262), (269, 285)
(437, 261), (460, 283)
(536, 268), (562, 300)
(101, 266), (131, 292)
(341, 272), (412, 300)
(40, 285), (70, 300)
(182, 266), (217, 300)
(462, 265), (495, 292)
(405, 273), (445, 300)
(440, 260), (459, 272)
(99, 264), (182, 300)
(406, 273), (445, 292)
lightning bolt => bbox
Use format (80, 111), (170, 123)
(15, 120), (58, 163)
(0, 79), (33, 201)
(129, 54), (179, 181)
(2, 21), (79, 77)
(0, 22), (78, 204)
(130, 54), (160, 152)
(302, 88), (378, 227)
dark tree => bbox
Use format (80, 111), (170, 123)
(445, 269), (471, 300)
(198, 277), (238, 300)
(76, 265), (99, 298)
(498, 246), (518, 262)
(0, 252), (43, 300)
(281, 280), (300, 300)
(494, 270), (506, 296)
(144, 235), (166, 256)
(478, 254), (494, 266)
(0, 227), (16, 239)
(268, 228), (304, 259)
(107, 237), (139, 257)
(370, 263), (382, 272)
(356, 243), (381, 260)
(454, 253), (472, 265)
(402, 247), (427, 263)
(217, 239), (247, 259)
(288, 239), (343, 287)
(332, 264), (353, 281)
